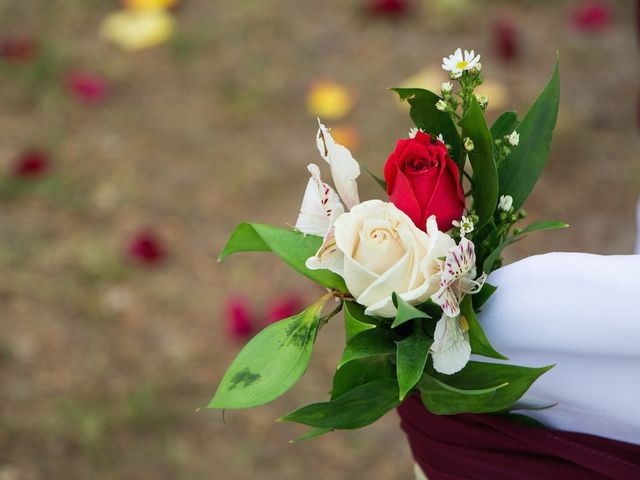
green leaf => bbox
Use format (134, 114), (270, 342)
(218, 222), (347, 292)
(483, 220), (569, 273)
(460, 96), (499, 227)
(498, 60), (560, 210)
(289, 427), (333, 443)
(362, 165), (387, 191)
(343, 301), (377, 343)
(460, 296), (507, 360)
(490, 111), (520, 140)
(280, 379), (401, 429)
(391, 88), (463, 168)
(396, 327), (432, 400)
(331, 355), (395, 399)
(419, 374), (501, 414)
(391, 292), (430, 328)
(209, 296), (330, 409)
(338, 329), (396, 368)
(472, 282), (497, 310)
(431, 361), (554, 413)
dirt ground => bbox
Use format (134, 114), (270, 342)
(1, 0), (638, 479)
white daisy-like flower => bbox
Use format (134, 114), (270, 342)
(452, 215), (474, 236)
(475, 94), (488, 108)
(442, 48), (481, 77)
(508, 130), (520, 146)
(408, 127), (425, 139)
(463, 137), (474, 152)
(435, 99), (448, 112)
(441, 81), (453, 94)
(498, 194), (513, 212)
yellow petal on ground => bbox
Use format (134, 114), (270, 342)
(101, 9), (174, 51)
(475, 80), (508, 112)
(329, 125), (360, 151)
(123, 0), (179, 10)
(306, 81), (354, 120)
(395, 66), (446, 109)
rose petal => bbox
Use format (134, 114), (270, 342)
(126, 230), (166, 265)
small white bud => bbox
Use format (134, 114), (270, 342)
(450, 70), (463, 79)
(435, 99), (448, 112)
(498, 195), (513, 212)
(475, 94), (488, 107)
(441, 81), (453, 94)
(463, 137), (474, 152)
(408, 127), (424, 139)
(472, 62), (482, 73)
(508, 130), (520, 146)
(452, 216), (475, 236)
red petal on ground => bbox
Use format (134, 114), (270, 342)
(12, 150), (50, 178)
(66, 71), (109, 104)
(126, 231), (166, 265)
(266, 295), (304, 324)
(571, 1), (612, 32)
(493, 19), (520, 63)
(225, 296), (254, 339)
(0, 36), (38, 62)
(366, 0), (410, 16)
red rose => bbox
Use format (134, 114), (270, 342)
(384, 131), (465, 231)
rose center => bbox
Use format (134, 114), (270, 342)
(407, 156), (434, 173)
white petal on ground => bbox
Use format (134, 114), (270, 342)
(431, 315), (471, 375)
(316, 120), (361, 210)
(295, 163), (344, 237)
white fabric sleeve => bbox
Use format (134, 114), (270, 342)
(477, 252), (640, 445)
(635, 196), (640, 254)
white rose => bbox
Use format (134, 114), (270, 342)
(333, 200), (455, 317)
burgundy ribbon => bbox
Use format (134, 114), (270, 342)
(397, 396), (640, 480)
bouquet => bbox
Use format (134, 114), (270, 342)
(209, 49), (565, 441)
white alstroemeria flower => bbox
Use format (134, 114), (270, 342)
(498, 194), (513, 212)
(431, 237), (486, 318)
(295, 164), (344, 237)
(508, 130), (520, 146)
(316, 119), (360, 210)
(452, 215), (474, 236)
(431, 314), (471, 374)
(442, 48), (481, 77)
(408, 127), (425, 139)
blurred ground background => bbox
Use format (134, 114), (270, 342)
(0, 0), (638, 479)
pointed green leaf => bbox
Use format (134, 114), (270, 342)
(209, 296), (329, 409)
(390, 88), (463, 168)
(218, 222), (347, 292)
(490, 111), (520, 140)
(461, 296), (507, 360)
(290, 427), (333, 443)
(331, 355), (395, 399)
(419, 374), (501, 414)
(396, 327), (432, 400)
(483, 220), (569, 273)
(338, 329), (396, 368)
(460, 96), (499, 227)
(344, 301), (377, 343)
(280, 379), (401, 429)
(391, 292), (430, 328)
(498, 60), (560, 210)
(430, 361), (554, 413)
(362, 165), (387, 191)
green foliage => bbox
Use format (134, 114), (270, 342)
(483, 220), (569, 273)
(472, 282), (497, 310)
(338, 329), (396, 368)
(280, 379), (401, 429)
(396, 325), (432, 400)
(209, 296), (329, 409)
(218, 222), (347, 292)
(331, 355), (395, 399)
(290, 427), (333, 443)
(425, 361), (554, 414)
(343, 301), (377, 343)
(461, 296), (507, 360)
(419, 374), (506, 415)
(498, 60), (560, 210)
(391, 292), (430, 328)
(490, 111), (520, 139)
(391, 88), (463, 168)
(460, 96), (499, 227)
